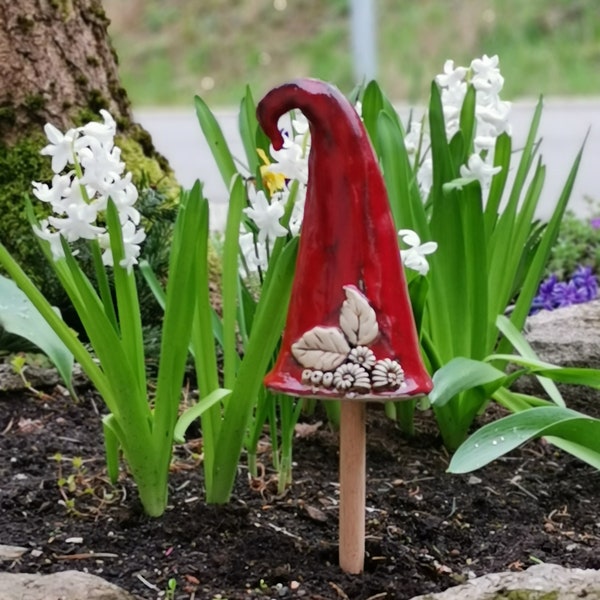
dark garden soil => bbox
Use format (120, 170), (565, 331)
(0, 381), (599, 600)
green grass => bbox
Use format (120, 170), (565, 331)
(104, 0), (600, 106)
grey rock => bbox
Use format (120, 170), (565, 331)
(0, 571), (140, 600)
(410, 563), (600, 600)
(524, 300), (600, 368)
(0, 362), (87, 393)
(512, 300), (600, 404)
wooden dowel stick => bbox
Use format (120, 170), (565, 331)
(339, 401), (366, 574)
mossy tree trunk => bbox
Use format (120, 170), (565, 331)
(0, 0), (134, 141)
(0, 0), (178, 332)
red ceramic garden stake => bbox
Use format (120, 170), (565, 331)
(257, 79), (433, 574)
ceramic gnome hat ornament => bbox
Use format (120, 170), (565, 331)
(257, 79), (433, 575)
(258, 78), (431, 401)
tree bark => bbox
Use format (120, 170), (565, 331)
(0, 0), (177, 332)
(0, 0), (132, 143)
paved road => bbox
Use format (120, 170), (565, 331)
(136, 100), (599, 229)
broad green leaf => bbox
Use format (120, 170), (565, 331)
(484, 132), (511, 235)
(449, 406), (600, 473)
(430, 357), (506, 407)
(0, 274), (73, 389)
(188, 187), (221, 492)
(428, 81), (455, 195)
(458, 85), (476, 161)
(460, 181), (488, 359)
(545, 435), (600, 470)
(0, 243), (108, 401)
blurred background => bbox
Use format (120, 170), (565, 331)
(104, 0), (599, 107)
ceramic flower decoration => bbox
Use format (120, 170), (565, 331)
(257, 78), (432, 402)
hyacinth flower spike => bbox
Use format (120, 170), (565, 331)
(257, 78), (433, 574)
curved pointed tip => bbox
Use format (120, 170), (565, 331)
(256, 78), (360, 151)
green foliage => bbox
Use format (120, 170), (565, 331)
(141, 91), (300, 504)
(432, 312), (600, 474)
(441, 317), (600, 474)
(363, 81), (583, 451)
(545, 209), (600, 279)
(0, 184), (209, 516)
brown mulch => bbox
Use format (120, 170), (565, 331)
(0, 381), (599, 600)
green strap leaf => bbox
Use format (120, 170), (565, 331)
(222, 176), (246, 389)
(486, 353), (600, 389)
(495, 314), (564, 406)
(376, 110), (429, 234)
(194, 95), (237, 188)
(361, 80), (384, 147)
(449, 406), (600, 473)
(209, 236), (299, 503)
(430, 357), (506, 407)
(102, 414), (122, 484)
(153, 182), (208, 455)
(173, 389), (233, 444)
(239, 86), (260, 175)
(105, 200), (146, 393)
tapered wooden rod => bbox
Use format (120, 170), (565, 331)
(339, 401), (366, 574)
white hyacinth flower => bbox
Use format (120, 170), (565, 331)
(243, 186), (287, 245)
(99, 220), (146, 271)
(460, 153), (502, 189)
(398, 229), (438, 276)
(470, 54), (504, 94)
(40, 123), (78, 173)
(435, 59), (468, 89)
(238, 231), (269, 275)
(32, 111), (145, 273)
(266, 138), (309, 185)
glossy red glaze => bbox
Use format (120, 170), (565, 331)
(258, 78), (432, 401)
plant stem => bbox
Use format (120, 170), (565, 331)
(339, 401), (366, 574)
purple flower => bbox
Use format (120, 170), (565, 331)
(551, 280), (589, 308)
(590, 217), (600, 230)
(571, 265), (598, 302)
(530, 267), (598, 315)
(531, 274), (558, 312)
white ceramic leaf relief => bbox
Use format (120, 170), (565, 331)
(291, 326), (351, 371)
(339, 286), (378, 346)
